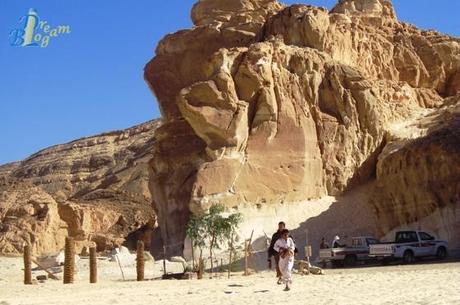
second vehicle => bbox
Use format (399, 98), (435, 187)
(369, 231), (448, 264)
(319, 236), (380, 267)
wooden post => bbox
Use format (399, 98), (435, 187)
(89, 247), (97, 284)
(23, 244), (32, 285)
(305, 229), (309, 258)
(191, 238), (195, 271)
(209, 246), (213, 278)
(115, 254), (126, 281)
(220, 258), (223, 275)
(304, 245), (311, 265)
(306, 246), (312, 258)
(197, 257), (204, 280)
(247, 230), (254, 271)
(63, 237), (75, 284)
(163, 245), (167, 275)
(244, 240), (248, 276)
(304, 246), (312, 272)
(305, 230), (311, 269)
(228, 234), (233, 279)
(136, 240), (145, 281)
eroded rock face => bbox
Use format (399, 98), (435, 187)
(145, 0), (460, 254)
(373, 101), (460, 248)
(0, 120), (160, 255)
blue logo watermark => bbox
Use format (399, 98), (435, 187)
(9, 8), (71, 48)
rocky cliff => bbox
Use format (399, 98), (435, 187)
(1, 0), (458, 258)
(144, 0), (459, 255)
(0, 120), (160, 255)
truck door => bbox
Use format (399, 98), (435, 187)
(351, 238), (366, 259)
(418, 232), (436, 256)
(396, 232), (419, 256)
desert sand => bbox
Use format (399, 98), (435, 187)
(0, 256), (459, 305)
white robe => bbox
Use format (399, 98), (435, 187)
(274, 237), (296, 284)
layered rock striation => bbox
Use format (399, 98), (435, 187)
(0, 120), (160, 255)
(144, 0), (460, 254)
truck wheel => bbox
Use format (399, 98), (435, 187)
(331, 260), (343, 268)
(344, 255), (357, 267)
(436, 247), (447, 260)
(403, 250), (414, 264)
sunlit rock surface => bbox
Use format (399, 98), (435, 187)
(144, 0), (460, 254)
(0, 120), (160, 255)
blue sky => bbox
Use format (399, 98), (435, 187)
(0, 0), (459, 165)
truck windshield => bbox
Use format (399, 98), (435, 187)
(366, 238), (379, 245)
(395, 232), (418, 243)
(419, 232), (434, 241)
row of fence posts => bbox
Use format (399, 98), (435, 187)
(23, 237), (147, 285)
(24, 229), (307, 284)
(24, 239), (239, 284)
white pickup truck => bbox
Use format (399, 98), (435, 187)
(369, 231), (448, 264)
(319, 236), (380, 267)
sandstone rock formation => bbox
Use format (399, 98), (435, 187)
(144, 0), (460, 254)
(0, 120), (160, 255)
(1, 0), (458, 258)
(373, 102), (460, 241)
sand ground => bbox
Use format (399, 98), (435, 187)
(0, 257), (459, 305)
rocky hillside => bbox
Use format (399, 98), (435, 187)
(0, 120), (160, 255)
(144, 0), (459, 255)
(1, 0), (458, 258)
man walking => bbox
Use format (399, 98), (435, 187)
(274, 229), (296, 291)
(267, 221), (286, 284)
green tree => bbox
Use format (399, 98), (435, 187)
(186, 213), (206, 269)
(186, 204), (242, 277)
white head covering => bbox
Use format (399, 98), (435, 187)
(332, 235), (340, 247)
